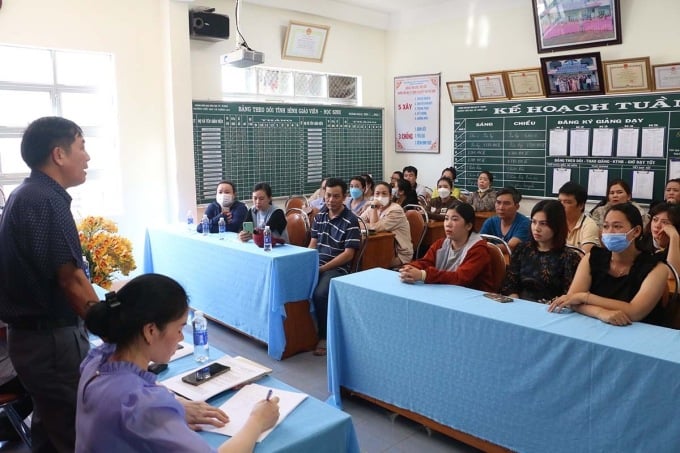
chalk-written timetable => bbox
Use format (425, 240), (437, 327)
(193, 101), (383, 203)
(453, 92), (680, 201)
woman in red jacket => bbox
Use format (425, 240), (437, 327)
(399, 203), (494, 291)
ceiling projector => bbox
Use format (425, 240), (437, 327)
(221, 48), (264, 68)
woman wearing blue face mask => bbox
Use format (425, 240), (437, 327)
(344, 176), (368, 215)
(549, 203), (667, 326)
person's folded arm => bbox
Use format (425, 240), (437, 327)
(424, 243), (490, 286)
(57, 261), (99, 318)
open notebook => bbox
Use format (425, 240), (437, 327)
(202, 383), (307, 442)
(161, 355), (271, 401)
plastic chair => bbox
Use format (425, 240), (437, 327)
(659, 261), (680, 329)
(285, 208), (311, 247)
(404, 204), (428, 259)
(285, 195), (309, 211)
(350, 217), (369, 273)
(485, 242), (507, 293)
(0, 393), (31, 448)
(480, 234), (512, 265)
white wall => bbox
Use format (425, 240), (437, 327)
(384, 0), (680, 214)
(2, 0), (678, 263)
(0, 0), (177, 270)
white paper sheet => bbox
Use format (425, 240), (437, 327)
(592, 128), (613, 156)
(640, 127), (665, 157)
(587, 169), (609, 196)
(549, 129), (568, 156)
(569, 129), (590, 156)
(203, 383), (308, 442)
(616, 128), (639, 157)
(632, 171), (654, 199)
(670, 159), (680, 179)
(161, 356), (271, 401)
(552, 168), (572, 194)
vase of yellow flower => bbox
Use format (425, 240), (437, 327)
(78, 216), (136, 289)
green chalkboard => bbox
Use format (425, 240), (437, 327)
(192, 101), (383, 203)
(453, 92), (680, 202)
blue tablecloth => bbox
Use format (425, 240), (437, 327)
(145, 226), (318, 359)
(327, 267), (680, 452)
(162, 347), (359, 453)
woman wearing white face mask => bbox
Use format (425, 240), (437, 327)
(549, 203), (667, 326)
(361, 182), (413, 266)
(425, 177), (460, 221)
(197, 180), (248, 233)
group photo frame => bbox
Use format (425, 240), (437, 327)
(531, 0), (622, 53)
(540, 52), (605, 97)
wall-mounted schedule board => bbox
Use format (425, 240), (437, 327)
(453, 93), (680, 202)
(192, 101), (383, 204)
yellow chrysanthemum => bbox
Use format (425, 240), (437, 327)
(78, 216), (136, 289)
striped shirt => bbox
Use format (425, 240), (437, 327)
(311, 206), (361, 274)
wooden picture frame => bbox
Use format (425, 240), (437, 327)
(540, 52), (604, 97)
(282, 21), (330, 63)
(653, 62), (680, 92)
(469, 72), (508, 101)
(603, 57), (653, 94)
(446, 81), (475, 103)
(504, 68), (546, 99)
(531, 0), (622, 53)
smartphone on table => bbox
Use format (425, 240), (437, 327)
(181, 362), (230, 386)
(483, 293), (514, 303)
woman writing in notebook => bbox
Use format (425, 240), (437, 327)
(76, 274), (280, 452)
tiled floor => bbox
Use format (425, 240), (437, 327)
(0, 320), (481, 452)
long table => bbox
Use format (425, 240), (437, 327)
(327, 267), (680, 452)
(162, 346), (360, 453)
(145, 225), (319, 360)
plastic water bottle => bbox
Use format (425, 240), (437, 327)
(263, 225), (272, 252)
(192, 311), (209, 362)
(201, 214), (209, 236)
(186, 210), (194, 231)
(218, 217), (226, 240)
(82, 255), (91, 281)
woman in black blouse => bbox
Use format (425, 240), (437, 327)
(501, 200), (580, 301)
(550, 203), (667, 326)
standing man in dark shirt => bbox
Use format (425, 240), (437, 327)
(308, 178), (361, 356)
(0, 116), (98, 452)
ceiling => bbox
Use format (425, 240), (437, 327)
(245, 0), (524, 30)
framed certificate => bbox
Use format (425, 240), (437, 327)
(282, 21), (330, 63)
(446, 81), (475, 103)
(470, 72), (508, 101)
(653, 63), (680, 91)
(504, 68), (546, 99)
(603, 57), (653, 93)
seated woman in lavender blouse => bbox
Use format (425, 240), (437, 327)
(76, 274), (280, 452)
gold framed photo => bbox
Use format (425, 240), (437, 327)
(504, 68), (546, 99)
(653, 62), (680, 91)
(282, 21), (330, 63)
(602, 57), (653, 94)
(469, 72), (508, 101)
(446, 81), (475, 103)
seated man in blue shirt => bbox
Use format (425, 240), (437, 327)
(309, 178), (361, 356)
(480, 187), (530, 252)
